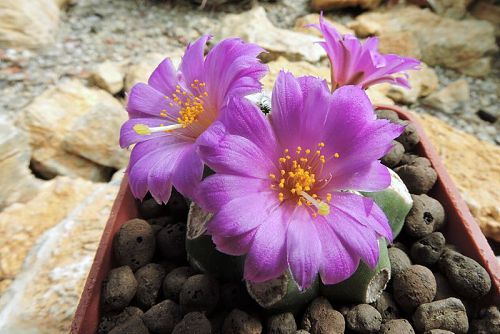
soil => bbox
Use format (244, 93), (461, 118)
(98, 111), (497, 333)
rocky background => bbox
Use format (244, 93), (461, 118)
(0, 0), (498, 332)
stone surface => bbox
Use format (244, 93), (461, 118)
(377, 31), (422, 59)
(0, 176), (121, 333)
(471, 1), (500, 38)
(0, 119), (41, 210)
(351, 6), (498, 76)
(91, 61), (127, 95)
(217, 7), (325, 63)
(17, 80), (128, 180)
(294, 13), (354, 36)
(382, 63), (438, 104)
(0, 0), (60, 49)
(417, 113), (500, 241)
(429, 0), (474, 19)
(413, 298), (469, 334)
(422, 79), (470, 114)
(311, 0), (382, 10)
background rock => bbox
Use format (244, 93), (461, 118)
(311, 0), (382, 10)
(0, 120), (41, 210)
(294, 13), (355, 36)
(428, 0), (474, 19)
(470, 1), (500, 38)
(382, 63), (438, 104)
(422, 79), (470, 114)
(90, 61), (127, 95)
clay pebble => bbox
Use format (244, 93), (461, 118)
(395, 158), (437, 194)
(396, 121), (420, 151)
(114, 219), (156, 270)
(470, 306), (500, 334)
(102, 266), (138, 311)
(375, 109), (400, 123)
(404, 194), (445, 238)
(346, 304), (381, 334)
(267, 312), (297, 334)
(371, 291), (400, 321)
(382, 140), (405, 167)
(141, 299), (181, 334)
(98, 306), (143, 334)
(162, 266), (196, 302)
(413, 297), (469, 334)
(222, 309), (262, 334)
(157, 223), (187, 261)
(410, 232), (445, 266)
(135, 263), (166, 309)
(180, 274), (220, 314)
(139, 198), (166, 220)
(172, 312), (212, 334)
(379, 319), (415, 334)
(301, 297), (345, 334)
(388, 247), (412, 277)
(108, 315), (149, 334)
(393, 265), (436, 312)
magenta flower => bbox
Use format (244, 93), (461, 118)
(196, 72), (404, 290)
(119, 35), (267, 203)
(314, 16), (420, 91)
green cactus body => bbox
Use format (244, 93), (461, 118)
(321, 239), (391, 304)
(362, 169), (413, 238)
(246, 271), (319, 314)
(186, 202), (244, 281)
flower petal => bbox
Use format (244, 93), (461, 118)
(171, 144), (204, 200)
(127, 83), (177, 118)
(212, 230), (257, 256)
(286, 209), (322, 290)
(180, 35), (211, 85)
(326, 161), (391, 192)
(148, 57), (179, 93)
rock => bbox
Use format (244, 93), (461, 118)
(17, 80), (127, 181)
(433, 272), (457, 301)
(98, 306), (144, 334)
(422, 79), (470, 114)
(470, 306), (500, 334)
(395, 160), (437, 195)
(351, 7), (498, 76)
(365, 85), (395, 105)
(134, 263), (166, 309)
(113, 219), (156, 271)
(219, 283), (252, 311)
(424, 330), (455, 334)
(142, 299), (182, 334)
(404, 194), (445, 238)
(263, 57), (330, 91)
(471, 1), (500, 38)
(294, 14), (354, 37)
(91, 61), (126, 95)
(379, 319), (415, 334)
(163, 266), (196, 302)
(179, 274), (220, 314)
(371, 292), (400, 321)
(395, 122), (420, 151)
(429, 0), (474, 19)
(173, 312), (211, 334)
(376, 109), (400, 123)
(346, 304), (382, 334)
(311, 0), (382, 10)
(139, 198), (167, 220)
(393, 265), (436, 312)
(417, 114), (500, 241)
(388, 247), (412, 277)
(0, 0), (60, 49)
(217, 7), (324, 63)
(377, 31), (422, 59)
(102, 266), (138, 311)
(383, 63), (439, 104)
(413, 298), (469, 334)
(267, 313), (297, 334)
(0, 119), (41, 210)
(108, 315), (149, 334)
(382, 141), (405, 168)
(222, 309), (262, 334)
(410, 232), (446, 266)
(347, 17), (381, 38)
(125, 52), (182, 92)
(301, 297), (342, 333)
(157, 223), (187, 262)
(0, 176), (121, 333)
(438, 250), (492, 299)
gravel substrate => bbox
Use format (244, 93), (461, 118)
(98, 110), (497, 334)
(0, 0), (498, 144)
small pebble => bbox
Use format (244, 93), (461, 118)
(376, 109), (400, 123)
(470, 306), (500, 334)
(98, 306), (144, 334)
(148, 215), (175, 228)
(102, 266), (138, 311)
(393, 265), (436, 312)
(395, 158), (437, 194)
(410, 232), (445, 266)
(371, 292), (400, 321)
(135, 263), (166, 308)
(163, 266), (196, 302)
(404, 194), (445, 238)
(301, 297), (345, 334)
(413, 297), (469, 334)
(388, 247), (412, 277)
(396, 121), (420, 151)
(139, 198), (166, 219)
(438, 250), (492, 299)
(296, 331), (310, 334)
(141, 299), (181, 334)
(379, 319), (415, 334)
(157, 223), (187, 261)
(220, 282), (252, 311)
(346, 304), (381, 334)
(433, 272), (457, 300)
(180, 274), (220, 314)
(166, 189), (189, 220)
(382, 140), (405, 167)
(172, 312), (212, 334)
(398, 153), (419, 166)
(424, 330), (455, 334)
(222, 309), (262, 334)
(114, 219), (156, 270)
(267, 312), (297, 334)
(108, 315), (149, 334)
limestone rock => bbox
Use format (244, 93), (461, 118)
(125, 52), (183, 92)
(0, 176), (121, 333)
(366, 85), (395, 106)
(311, 0), (382, 10)
(347, 16), (382, 38)
(428, 0), (475, 19)
(422, 79), (469, 114)
(91, 61), (127, 95)
(351, 6), (498, 76)
(217, 7), (325, 63)
(17, 80), (127, 180)
(378, 31), (422, 59)
(417, 113), (500, 242)
(471, 1), (500, 38)
(0, 0), (60, 48)
(383, 63), (439, 104)
(294, 13), (355, 37)
(0, 120), (41, 210)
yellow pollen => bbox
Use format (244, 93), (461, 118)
(305, 149), (311, 154)
(269, 173), (276, 179)
(133, 124), (151, 135)
(334, 153), (340, 158)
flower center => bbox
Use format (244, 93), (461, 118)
(269, 143), (339, 217)
(133, 80), (208, 135)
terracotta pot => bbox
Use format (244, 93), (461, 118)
(70, 108), (500, 333)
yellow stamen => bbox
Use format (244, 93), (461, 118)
(133, 124), (151, 135)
